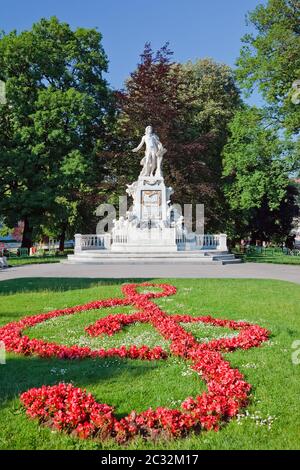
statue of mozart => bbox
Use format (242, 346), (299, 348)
(132, 125), (167, 177)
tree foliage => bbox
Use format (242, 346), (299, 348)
(112, 44), (240, 230)
(0, 17), (112, 248)
(236, 0), (300, 135)
(223, 106), (298, 241)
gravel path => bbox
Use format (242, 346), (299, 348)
(0, 262), (299, 284)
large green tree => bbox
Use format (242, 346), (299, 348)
(236, 0), (300, 135)
(0, 17), (112, 248)
(179, 59), (241, 228)
(222, 106), (298, 241)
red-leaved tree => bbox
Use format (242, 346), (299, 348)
(108, 43), (220, 228)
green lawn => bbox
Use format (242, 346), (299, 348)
(233, 248), (300, 265)
(239, 255), (300, 265)
(7, 255), (66, 266)
(0, 277), (299, 450)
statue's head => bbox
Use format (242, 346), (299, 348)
(145, 125), (153, 135)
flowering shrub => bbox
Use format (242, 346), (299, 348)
(1, 282), (270, 443)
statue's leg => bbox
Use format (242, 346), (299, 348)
(155, 156), (162, 177)
(143, 156), (149, 176)
(150, 151), (156, 176)
(140, 164), (147, 176)
(140, 155), (149, 176)
(145, 154), (150, 176)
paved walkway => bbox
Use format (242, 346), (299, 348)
(0, 262), (299, 284)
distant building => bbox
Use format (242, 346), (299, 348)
(0, 221), (23, 247)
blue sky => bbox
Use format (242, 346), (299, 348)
(1, 0), (265, 103)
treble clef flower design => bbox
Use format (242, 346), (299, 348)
(0, 283), (270, 443)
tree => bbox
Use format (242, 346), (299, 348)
(236, 0), (300, 135)
(222, 106), (297, 241)
(0, 17), (112, 248)
(30, 86), (106, 250)
(111, 43), (189, 192)
(179, 59), (241, 228)
(112, 45), (240, 231)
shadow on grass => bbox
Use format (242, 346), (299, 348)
(0, 355), (162, 419)
(0, 278), (152, 296)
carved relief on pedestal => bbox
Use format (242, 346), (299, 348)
(141, 190), (162, 221)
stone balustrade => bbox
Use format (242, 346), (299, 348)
(74, 234), (111, 253)
(112, 232), (128, 244)
(176, 232), (227, 251)
(75, 231), (227, 252)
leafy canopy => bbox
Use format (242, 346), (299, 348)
(236, 0), (300, 134)
(0, 17), (112, 246)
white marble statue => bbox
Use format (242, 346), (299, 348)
(132, 126), (167, 177)
(126, 181), (138, 203)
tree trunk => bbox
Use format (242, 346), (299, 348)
(59, 226), (66, 252)
(21, 217), (33, 249)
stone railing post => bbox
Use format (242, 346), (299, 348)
(74, 234), (83, 253)
(104, 234), (111, 249)
(218, 233), (227, 251)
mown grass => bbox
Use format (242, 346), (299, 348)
(233, 248), (300, 265)
(7, 255), (65, 266)
(241, 255), (300, 265)
(0, 277), (299, 450)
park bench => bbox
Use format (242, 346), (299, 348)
(1, 248), (29, 259)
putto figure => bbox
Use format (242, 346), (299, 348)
(132, 125), (167, 177)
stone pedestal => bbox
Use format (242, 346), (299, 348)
(132, 175), (171, 224)
(111, 175), (177, 253)
(111, 228), (177, 253)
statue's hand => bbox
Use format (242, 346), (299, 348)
(132, 148), (138, 153)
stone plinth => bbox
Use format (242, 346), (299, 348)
(110, 174), (177, 253)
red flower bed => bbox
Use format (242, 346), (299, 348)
(0, 294), (167, 361)
(1, 282), (270, 443)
